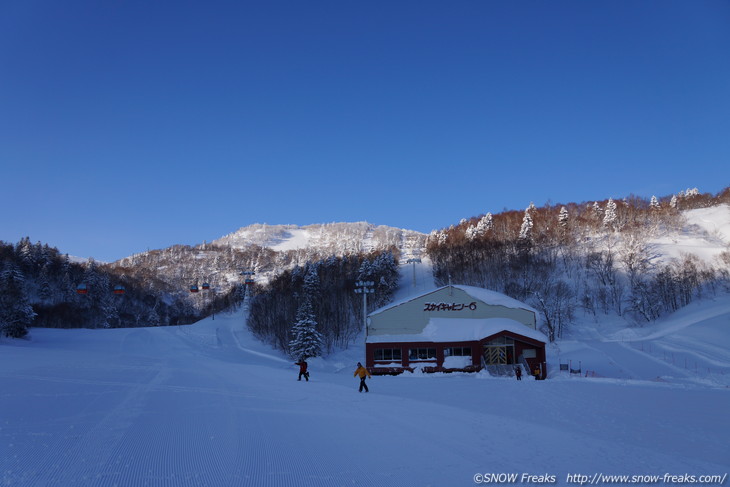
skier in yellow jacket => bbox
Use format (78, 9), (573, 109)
(354, 362), (371, 392)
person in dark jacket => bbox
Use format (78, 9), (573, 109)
(515, 366), (522, 380)
(295, 360), (309, 381)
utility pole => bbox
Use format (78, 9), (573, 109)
(354, 280), (375, 337)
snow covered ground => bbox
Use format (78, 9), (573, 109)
(2, 207), (729, 486)
(651, 205), (730, 265)
(2, 297), (729, 486)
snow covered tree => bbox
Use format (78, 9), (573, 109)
(0, 263), (36, 338)
(518, 208), (533, 241)
(38, 263), (53, 304)
(371, 251), (399, 307)
(147, 302), (161, 327)
(592, 202), (603, 221)
(16, 237), (35, 269)
(650, 195), (660, 210)
(603, 198), (617, 230)
(288, 298), (323, 360)
(465, 225), (478, 240)
(558, 206), (568, 230)
(302, 265), (321, 302)
(356, 259), (373, 282)
(670, 195), (678, 209)
(475, 213), (493, 236)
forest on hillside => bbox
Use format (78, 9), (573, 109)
(247, 251), (399, 356)
(0, 238), (208, 337)
(428, 188), (730, 341)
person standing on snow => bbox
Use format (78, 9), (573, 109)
(295, 360), (309, 381)
(515, 366), (522, 380)
(354, 362), (371, 392)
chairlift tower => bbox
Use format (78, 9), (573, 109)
(406, 257), (421, 289)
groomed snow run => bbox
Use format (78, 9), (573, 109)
(2, 303), (729, 486)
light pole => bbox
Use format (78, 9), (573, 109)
(354, 280), (375, 337)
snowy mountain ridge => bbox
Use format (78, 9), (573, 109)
(212, 221), (428, 257)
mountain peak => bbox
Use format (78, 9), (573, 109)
(213, 221), (427, 256)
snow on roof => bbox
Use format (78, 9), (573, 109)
(451, 285), (538, 314)
(366, 317), (547, 344)
(369, 284), (537, 317)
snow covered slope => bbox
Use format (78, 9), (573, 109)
(651, 204), (730, 265)
(213, 221), (427, 256)
(2, 299), (729, 485)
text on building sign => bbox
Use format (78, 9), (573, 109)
(424, 302), (477, 312)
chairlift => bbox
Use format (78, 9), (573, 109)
(202, 282), (210, 290)
(113, 285), (126, 295)
(245, 278), (254, 285)
(190, 284), (199, 293)
(76, 283), (88, 295)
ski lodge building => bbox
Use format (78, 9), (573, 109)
(365, 285), (547, 377)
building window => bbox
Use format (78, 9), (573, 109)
(409, 348), (437, 360)
(522, 348), (537, 359)
(374, 348), (402, 361)
(484, 336), (514, 346)
(444, 347), (472, 357)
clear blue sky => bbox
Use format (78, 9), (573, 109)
(1, 1), (729, 262)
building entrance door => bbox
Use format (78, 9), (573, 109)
(482, 337), (515, 365)
(483, 345), (515, 364)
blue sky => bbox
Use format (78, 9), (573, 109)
(1, 1), (729, 262)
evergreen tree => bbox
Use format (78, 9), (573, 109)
(16, 237), (34, 269)
(288, 299), (323, 360)
(475, 212), (493, 236)
(650, 195), (660, 210)
(519, 208), (533, 241)
(465, 225), (478, 240)
(592, 201), (603, 220)
(371, 251), (399, 307)
(558, 206), (569, 229)
(603, 198), (617, 229)
(558, 206), (569, 242)
(147, 303), (161, 327)
(0, 263), (36, 338)
(38, 263), (53, 304)
(356, 259), (374, 282)
(302, 266), (321, 302)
